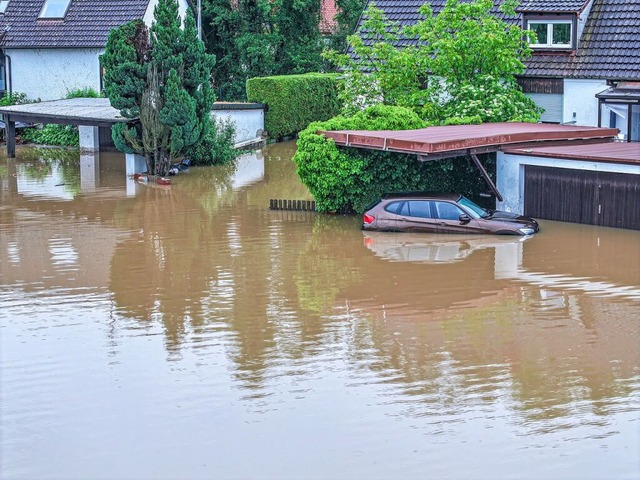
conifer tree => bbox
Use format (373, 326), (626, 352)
(102, 0), (216, 176)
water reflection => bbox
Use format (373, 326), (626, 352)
(1, 143), (639, 480)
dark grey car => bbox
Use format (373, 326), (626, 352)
(362, 193), (540, 235)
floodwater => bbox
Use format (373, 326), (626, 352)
(1, 142), (639, 480)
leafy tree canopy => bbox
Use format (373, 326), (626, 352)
(102, 0), (217, 176)
(325, 0), (542, 123)
(202, 0), (366, 101)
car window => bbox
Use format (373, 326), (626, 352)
(384, 201), (404, 214)
(434, 201), (464, 220)
(406, 201), (433, 218)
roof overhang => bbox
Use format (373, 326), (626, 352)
(319, 122), (619, 160)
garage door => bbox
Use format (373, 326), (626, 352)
(524, 165), (640, 230)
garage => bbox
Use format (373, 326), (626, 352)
(524, 165), (640, 230)
(497, 141), (640, 231)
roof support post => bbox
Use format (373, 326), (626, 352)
(6, 116), (15, 158)
(470, 153), (503, 202)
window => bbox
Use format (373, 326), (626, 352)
(407, 201), (433, 219)
(0, 1), (9, 14)
(39, 0), (71, 18)
(434, 202), (463, 221)
(528, 20), (572, 48)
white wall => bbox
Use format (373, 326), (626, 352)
(563, 79), (608, 126)
(6, 48), (103, 101)
(496, 151), (640, 213)
(212, 107), (265, 147)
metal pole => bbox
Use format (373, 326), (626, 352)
(197, 0), (202, 41)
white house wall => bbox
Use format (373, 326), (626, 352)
(563, 79), (608, 126)
(6, 48), (103, 101)
(496, 151), (640, 214)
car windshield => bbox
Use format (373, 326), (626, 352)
(458, 196), (488, 219)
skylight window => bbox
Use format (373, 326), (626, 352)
(0, 1), (10, 14)
(39, 0), (71, 18)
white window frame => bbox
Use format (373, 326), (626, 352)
(39, 0), (72, 19)
(0, 0), (10, 14)
(528, 20), (573, 49)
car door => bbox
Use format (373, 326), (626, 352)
(396, 200), (440, 233)
(433, 201), (483, 233)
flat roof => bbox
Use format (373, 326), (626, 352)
(504, 141), (640, 165)
(320, 122), (619, 158)
(0, 98), (130, 127)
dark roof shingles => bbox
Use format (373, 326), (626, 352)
(355, 0), (640, 81)
(0, 0), (150, 48)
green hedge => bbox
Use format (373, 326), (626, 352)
(246, 73), (341, 140)
(293, 104), (496, 213)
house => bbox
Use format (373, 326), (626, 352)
(0, 0), (193, 101)
(353, 0), (640, 142)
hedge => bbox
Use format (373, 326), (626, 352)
(246, 73), (341, 140)
(293, 104), (496, 213)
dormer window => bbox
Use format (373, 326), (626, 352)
(39, 0), (71, 19)
(0, 0), (10, 14)
(528, 20), (573, 49)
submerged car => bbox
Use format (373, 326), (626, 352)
(362, 193), (539, 235)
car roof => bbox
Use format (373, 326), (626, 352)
(380, 192), (462, 201)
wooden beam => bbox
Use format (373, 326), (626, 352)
(470, 153), (503, 202)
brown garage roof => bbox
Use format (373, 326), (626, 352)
(503, 142), (640, 165)
(320, 122), (619, 157)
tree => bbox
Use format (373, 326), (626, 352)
(102, 0), (216, 176)
(325, 0), (541, 123)
(202, 0), (326, 101)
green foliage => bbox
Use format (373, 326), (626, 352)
(102, 0), (216, 176)
(246, 73), (341, 139)
(325, 0), (541, 123)
(294, 104), (495, 213)
(0, 92), (31, 107)
(65, 87), (102, 99)
(324, 0), (368, 53)
(20, 124), (79, 147)
(187, 116), (238, 166)
(203, 0), (326, 101)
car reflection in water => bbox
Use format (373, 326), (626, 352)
(363, 231), (530, 265)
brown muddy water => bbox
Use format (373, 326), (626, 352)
(1, 142), (639, 480)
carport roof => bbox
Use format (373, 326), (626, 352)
(320, 122), (619, 159)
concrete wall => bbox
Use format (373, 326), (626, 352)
(496, 151), (640, 213)
(212, 106), (265, 147)
(562, 79), (608, 126)
(5, 48), (103, 101)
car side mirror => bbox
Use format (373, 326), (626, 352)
(459, 214), (471, 223)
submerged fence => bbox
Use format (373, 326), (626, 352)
(269, 199), (316, 212)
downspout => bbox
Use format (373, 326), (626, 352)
(5, 51), (11, 94)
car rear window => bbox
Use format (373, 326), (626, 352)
(384, 201), (404, 214)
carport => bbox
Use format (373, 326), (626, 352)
(320, 122), (619, 202)
(0, 98), (131, 157)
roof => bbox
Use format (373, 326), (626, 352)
(503, 141), (640, 165)
(516, 0), (589, 12)
(319, 122), (619, 157)
(354, 0), (640, 81)
(0, 98), (130, 126)
(0, 0), (150, 48)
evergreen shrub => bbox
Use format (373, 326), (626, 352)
(294, 104), (496, 213)
(246, 73), (341, 140)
